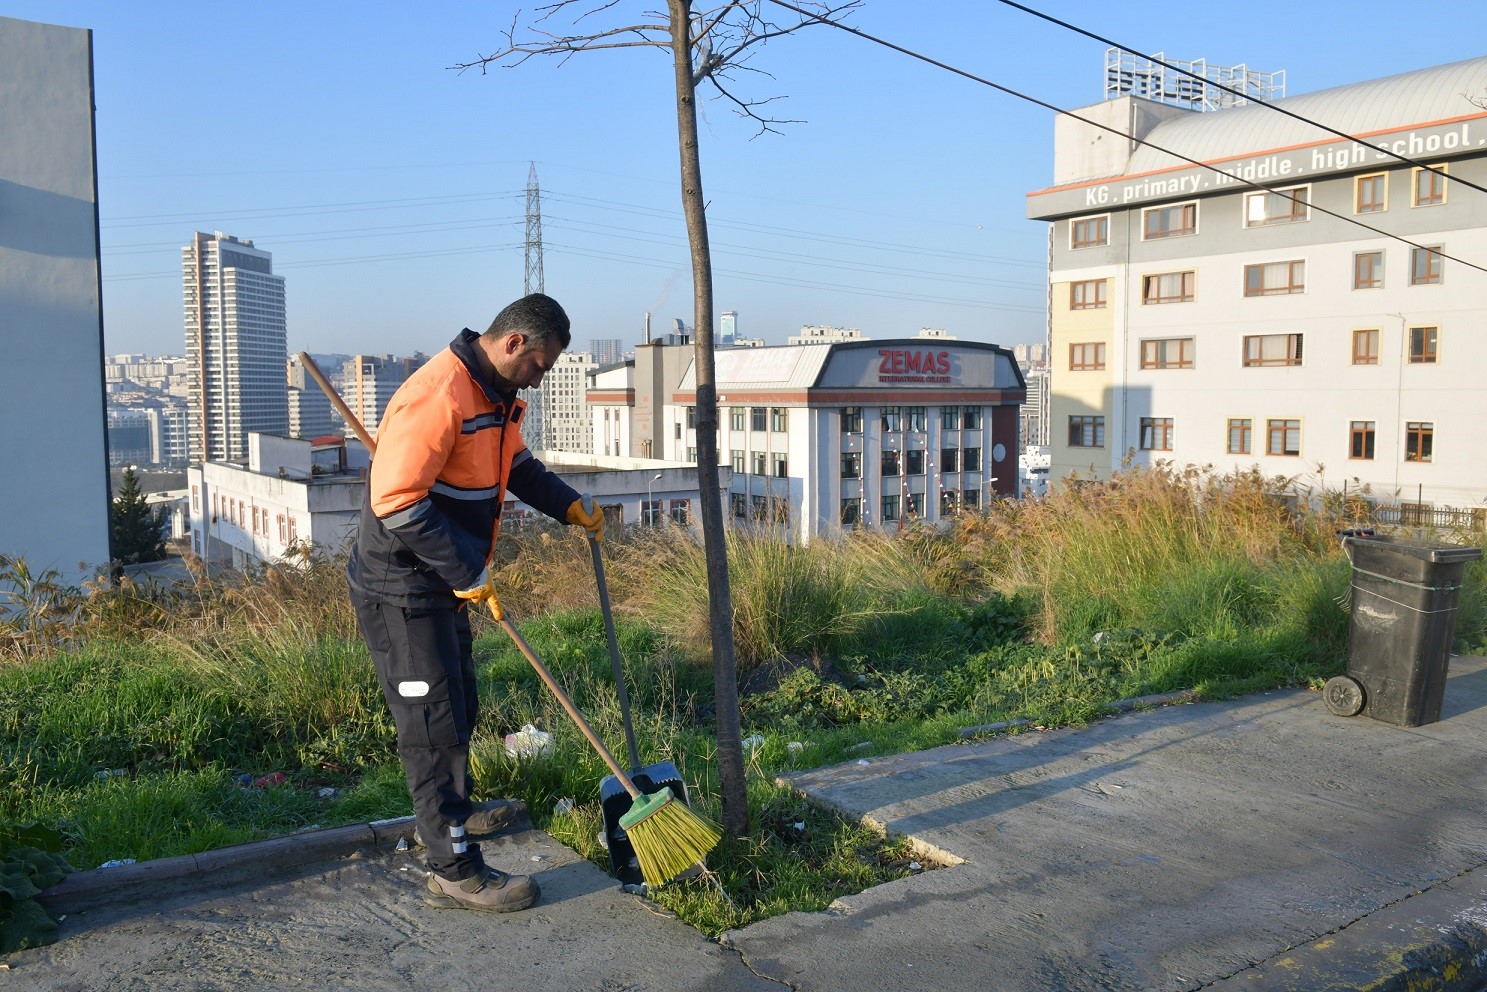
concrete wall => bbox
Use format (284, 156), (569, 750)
(0, 16), (111, 584)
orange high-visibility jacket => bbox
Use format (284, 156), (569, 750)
(347, 329), (578, 606)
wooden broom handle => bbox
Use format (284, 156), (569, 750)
(296, 351), (378, 452)
(497, 613), (641, 799)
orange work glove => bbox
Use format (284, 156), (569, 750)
(566, 498), (605, 542)
(453, 567), (501, 620)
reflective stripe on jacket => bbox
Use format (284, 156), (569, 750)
(347, 329), (579, 607)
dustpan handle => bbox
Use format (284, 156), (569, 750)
(497, 611), (640, 800)
(584, 494), (642, 772)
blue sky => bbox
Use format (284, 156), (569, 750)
(13, 1), (1487, 358)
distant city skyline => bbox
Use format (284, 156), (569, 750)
(13, 2), (1486, 359)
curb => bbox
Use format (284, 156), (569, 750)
(37, 816), (418, 917)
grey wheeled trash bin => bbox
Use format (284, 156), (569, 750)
(1324, 533), (1482, 726)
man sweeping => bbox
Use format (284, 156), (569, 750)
(346, 293), (605, 913)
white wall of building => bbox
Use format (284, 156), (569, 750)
(0, 16), (112, 584)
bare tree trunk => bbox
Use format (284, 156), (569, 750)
(666, 0), (748, 837)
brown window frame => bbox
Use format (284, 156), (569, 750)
(1351, 329), (1379, 366)
(1410, 246), (1443, 286)
(1412, 164), (1447, 207)
(1355, 173), (1387, 214)
(1244, 260), (1306, 297)
(1142, 202), (1197, 240)
(1266, 419), (1301, 457)
(1405, 422), (1434, 462)
(1226, 418), (1252, 455)
(1141, 270), (1195, 305)
(1069, 342), (1106, 371)
(1140, 337), (1195, 370)
(1139, 417), (1174, 451)
(1408, 325), (1439, 364)
(1243, 333), (1304, 368)
(1068, 416), (1105, 448)
(1243, 185), (1309, 227)
(1353, 251), (1383, 289)
(1069, 279), (1108, 310)
(1071, 215), (1109, 249)
(1349, 421), (1376, 460)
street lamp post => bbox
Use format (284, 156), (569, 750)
(646, 472), (662, 526)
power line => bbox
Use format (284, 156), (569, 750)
(764, 0), (1487, 277)
(991, 0), (1487, 197)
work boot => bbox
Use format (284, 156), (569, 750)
(422, 865), (539, 913)
(413, 798), (527, 849)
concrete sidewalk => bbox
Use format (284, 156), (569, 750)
(12, 657), (1487, 991)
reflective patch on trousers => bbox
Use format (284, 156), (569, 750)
(397, 680), (431, 698)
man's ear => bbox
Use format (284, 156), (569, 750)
(502, 332), (527, 355)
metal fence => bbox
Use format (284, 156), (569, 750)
(1369, 502), (1487, 532)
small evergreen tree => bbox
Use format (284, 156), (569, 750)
(110, 467), (167, 565)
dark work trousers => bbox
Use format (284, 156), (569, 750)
(353, 593), (485, 881)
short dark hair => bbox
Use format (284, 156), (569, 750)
(484, 293), (571, 351)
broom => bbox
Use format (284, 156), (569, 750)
(295, 350), (721, 885)
(486, 603), (721, 887)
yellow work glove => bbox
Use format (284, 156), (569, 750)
(452, 571), (493, 609)
(566, 498), (605, 542)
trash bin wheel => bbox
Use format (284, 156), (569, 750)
(1324, 675), (1365, 717)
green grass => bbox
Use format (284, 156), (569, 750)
(2, 465), (1484, 942)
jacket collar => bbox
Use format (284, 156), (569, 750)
(451, 328), (517, 406)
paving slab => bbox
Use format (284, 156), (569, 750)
(725, 656), (1487, 991)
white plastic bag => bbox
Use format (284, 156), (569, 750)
(504, 723), (555, 759)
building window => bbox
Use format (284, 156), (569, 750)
(1244, 186), (1309, 226)
(1140, 417), (1174, 451)
(1141, 271), (1195, 304)
(752, 452), (767, 475)
(731, 449), (745, 473)
(941, 490), (960, 515)
(841, 451), (861, 479)
(841, 407), (863, 433)
(1068, 416), (1105, 448)
(687, 446), (698, 463)
(963, 447), (981, 471)
(941, 447), (959, 472)
(1410, 246), (1443, 285)
(1244, 260), (1305, 296)
(287, 516), (298, 543)
(1405, 421), (1434, 462)
(906, 450), (925, 475)
(1266, 419), (1301, 456)
(1412, 164), (1447, 206)
(1069, 342), (1106, 371)
(277, 514), (287, 543)
(771, 407), (788, 432)
(675, 422), (682, 440)
(881, 495), (900, 522)
(841, 497), (861, 526)
(642, 500), (662, 527)
(731, 493), (749, 519)
(1142, 202), (1197, 239)
(1355, 173), (1387, 213)
(1353, 251), (1383, 290)
(1350, 421), (1376, 460)
(1408, 325), (1439, 364)
(964, 407), (982, 430)
(685, 406), (696, 429)
(905, 493), (923, 517)
(1227, 418), (1252, 455)
(1140, 337), (1195, 370)
(1352, 329), (1379, 366)
(730, 407), (745, 431)
(940, 406), (961, 429)
(751, 407), (766, 431)
(881, 450), (900, 476)
(1071, 214), (1109, 249)
(1243, 333), (1304, 368)
(962, 489), (980, 510)
(1070, 279), (1107, 310)
(881, 406), (901, 432)
(191, 485), (199, 512)
(670, 499), (691, 525)
(906, 406), (926, 431)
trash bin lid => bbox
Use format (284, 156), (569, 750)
(1343, 534), (1485, 563)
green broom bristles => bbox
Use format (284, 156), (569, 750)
(620, 787), (723, 888)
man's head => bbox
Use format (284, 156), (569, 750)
(481, 293), (571, 390)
